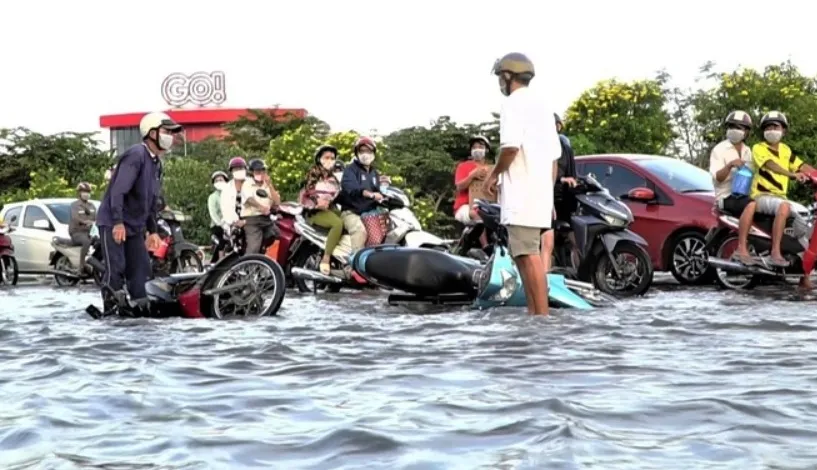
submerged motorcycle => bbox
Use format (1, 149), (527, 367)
(289, 185), (451, 293)
(347, 199), (615, 310)
(149, 210), (204, 276)
(705, 171), (817, 290)
(86, 253), (286, 320)
(454, 174), (654, 297)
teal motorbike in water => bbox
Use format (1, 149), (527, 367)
(347, 200), (614, 310)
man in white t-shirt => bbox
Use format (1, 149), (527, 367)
(482, 52), (562, 316)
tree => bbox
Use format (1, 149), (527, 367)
(222, 108), (326, 157)
(564, 78), (675, 155)
(162, 158), (216, 245)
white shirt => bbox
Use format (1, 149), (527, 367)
(709, 139), (753, 201)
(498, 86), (562, 228)
(220, 179), (242, 226)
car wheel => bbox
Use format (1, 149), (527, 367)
(669, 230), (715, 285)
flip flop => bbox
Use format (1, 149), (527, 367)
(767, 257), (790, 268)
(731, 253), (758, 266)
(320, 262), (331, 275)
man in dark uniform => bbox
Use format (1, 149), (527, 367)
(68, 182), (96, 273)
(95, 111), (182, 311)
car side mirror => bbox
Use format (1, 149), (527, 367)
(32, 219), (52, 230)
(625, 187), (656, 203)
(256, 189), (269, 198)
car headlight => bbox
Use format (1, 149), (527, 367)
(490, 269), (518, 301)
(602, 213), (628, 227)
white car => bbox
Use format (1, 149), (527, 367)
(0, 198), (100, 274)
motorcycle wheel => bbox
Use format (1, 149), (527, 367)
(713, 234), (760, 290)
(292, 246), (341, 294)
(1, 255), (18, 286)
(592, 241), (653, 297)
(204, 254), (286, 319)
(54, 255), (80, 287)
(172, 250), (204, 274)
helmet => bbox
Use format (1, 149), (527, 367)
(228, 157), (247, 171)
(314, 144), (339, 165)
(724, 110), (753, 129)
(492, 52), (535, 79)
(354, 136), (377, 156)
(333, 160), (346, 172)
(554, 113), (563, 126)
(139, 112), (182, 138)
(248, 159), (267, 172)
(76, 182), (91, 193)
(211, 171), (228, 184)
(760, 111), (789, 129)
(468, 135), (491, 151)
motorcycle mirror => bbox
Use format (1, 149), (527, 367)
(625, 187), (656, 203)
(256, 189), (269, 198)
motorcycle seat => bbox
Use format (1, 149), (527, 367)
(53, 236), (77, 247)
(361, 247), (478, 296)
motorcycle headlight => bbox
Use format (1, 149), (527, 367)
(602, 213), (628, 227)
(490, 269), (518, 302)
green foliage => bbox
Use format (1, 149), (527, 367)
(162, 158), (215, 245)
(222, 108), (326, 157)
(565, 78), (675, 155)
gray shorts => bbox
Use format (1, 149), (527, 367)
(507, 225), (544, 257)
(755, 194), (810, 239)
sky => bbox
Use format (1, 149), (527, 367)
(2, 0), (817, 145)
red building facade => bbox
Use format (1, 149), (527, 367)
(99, 107), (307, 155)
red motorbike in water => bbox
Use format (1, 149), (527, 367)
(0, 221), (18, 286)
(706, 170), (817, 290)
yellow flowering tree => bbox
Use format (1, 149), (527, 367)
(564, 78), (674, 156)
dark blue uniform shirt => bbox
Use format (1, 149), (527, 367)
(96, 143), (161, 235)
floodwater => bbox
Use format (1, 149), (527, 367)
(2, 277), (817, 469)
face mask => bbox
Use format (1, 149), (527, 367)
(471, 149), (486, 160)
(254, 174), (265, 183)
(214, 181), (227, 191)
(321, 159), (335, 171)
(80, 192), (90, 201)
(358, 152), (375, 165)
(233, 170), (246, 180)
(158, 133), (174, 150)
(764, 130), (783, 144)
(726, 128), (745, 145)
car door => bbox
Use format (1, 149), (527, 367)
(578, 161), (663, 265)
(18, 204), (57, 272)
(1, 206), (27, 269)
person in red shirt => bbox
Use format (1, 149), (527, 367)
(454, 135), (491, 224)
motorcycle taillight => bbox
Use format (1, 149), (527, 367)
(153, 238), (170, 259)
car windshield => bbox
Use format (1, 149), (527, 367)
(635, 159), (714, 193)
(46, 203), (72, 225)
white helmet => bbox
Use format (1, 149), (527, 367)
(139, 112), (182, 138)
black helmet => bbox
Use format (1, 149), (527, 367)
(468, 135), (491, 152)
(333, 160), (346, 172)
(724, 110), (753, 129)
(759, 111), (789, 130)
(492, 52), (535, 79)
(76, 182), (91, 193)
(248, 159), (267, 172)
(314, 144), (339, 165)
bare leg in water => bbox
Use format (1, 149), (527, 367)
(516, 254), (549, 315)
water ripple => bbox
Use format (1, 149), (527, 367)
(2, 282), (817, 468)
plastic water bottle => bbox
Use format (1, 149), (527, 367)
(731, 165), (753, 196)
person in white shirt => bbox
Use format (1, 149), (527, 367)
(220, 157), (249, 235)
(482, 52), (562, 316)
(708, 110), (755, 264)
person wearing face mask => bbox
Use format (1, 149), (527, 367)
(708, 110), (755, 264)
(95, 111), (182, 311)
(339, 136), (384, 254)
(220, 157), (249, 236)
(299, 145), (344, 274)
(208, 171), (229, 264)
(734, 111), (816, 271)
(241, 159), (281, 255)
(69, 182), (97, 274)
(454, 135), (493, 225)
(542, 113), (579, 273)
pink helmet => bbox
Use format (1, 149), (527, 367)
(228, 157), (247, 170)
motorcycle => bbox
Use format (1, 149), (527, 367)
(0, 221), (18, 286)
(149, 210), (204, 276)
(49, 224), (105, 287)
(345, 199), (615, 310)
(85, 252), (286, 320)
(288, 185), (452, 293)
(453, 174), (654, 297)
(705, 171), (817, 290)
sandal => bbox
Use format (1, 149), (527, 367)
(319, 262), (331, 275)
(731, 252), (758, 266)
(767, 256), (790, 268)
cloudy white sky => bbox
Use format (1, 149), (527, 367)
(1, 0), (816, 143)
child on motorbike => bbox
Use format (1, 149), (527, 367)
(300, 145), (344, 275)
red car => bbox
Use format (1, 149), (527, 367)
(575, 154), (718, 285)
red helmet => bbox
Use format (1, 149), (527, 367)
(353, 136), (377, 156)
(228, 157), (247, 170)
